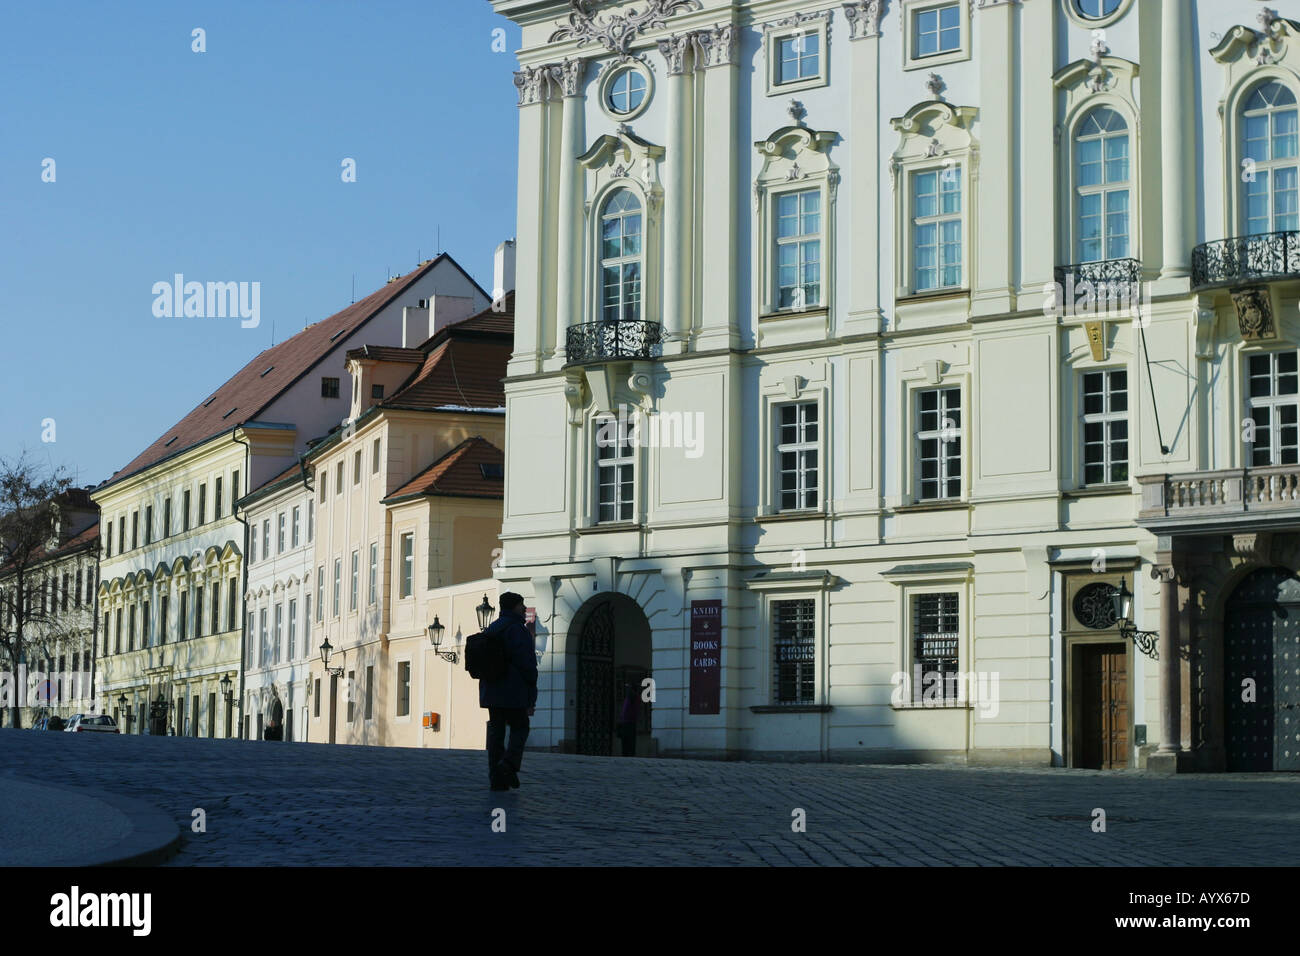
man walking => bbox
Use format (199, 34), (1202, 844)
(478, 592), (538, 791)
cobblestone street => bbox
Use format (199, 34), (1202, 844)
(4, 729), (1297, 866)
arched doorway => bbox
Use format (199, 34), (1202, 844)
(1224, 567), (1300, 771)
(572, 593), (652, 756)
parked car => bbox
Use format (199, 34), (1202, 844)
(45, 715), (65, 731)
(64, 714), (118, 734)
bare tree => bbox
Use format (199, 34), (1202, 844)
(0, 454), (75, 728)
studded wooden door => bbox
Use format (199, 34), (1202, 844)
(1079, 644), (1128, 769)
(1225, 567), (1300, 771)
(576, 601), (615, 756)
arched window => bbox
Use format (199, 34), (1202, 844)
(1242, 80), (1298, 235)
(599, 189), (642, 323)
(1074, 106), (1130, 262)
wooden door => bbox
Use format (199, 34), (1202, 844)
(1079, 643), (1129, 769)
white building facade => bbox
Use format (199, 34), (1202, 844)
(490, 0), (1300, 770)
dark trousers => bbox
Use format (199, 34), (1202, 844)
(487, 707), (530, 780)
(617, 722), (636, 756)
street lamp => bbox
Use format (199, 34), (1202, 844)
(428, 615), (458, 664)
(220, 673), (235, 704)
(319, 638), (344, 678)
(1110, 579), (1159, 659)
(476, 594), (495, 631)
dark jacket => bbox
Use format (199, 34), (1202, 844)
(478, 608), (539, 710)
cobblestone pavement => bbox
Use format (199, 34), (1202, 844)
(4, 729), (1297, 865)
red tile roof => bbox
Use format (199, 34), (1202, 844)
(383, 437), (504, 502)
(103, 254), (483, 489)
(345, 345), (425, 364)
(1, 522), (100, 575)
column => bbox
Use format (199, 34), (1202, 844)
(1019, 0), (1055, 295)
(508, 65), (552, 377)
(695, 23), (739, 351)
(972, 0), (1016, 316)
(658, 34), (693, 352)
(843, 0), (883, 334)
(1151, 560), (1182, 771)
(1159, 0), (1194, 278)
(553, 58), (586, 363)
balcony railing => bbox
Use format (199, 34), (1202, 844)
(1051, 258), (1143, 317)
(564, 319), (662, 367)
(1138, 465), (1300, 526)
(1191, 230), (1300, 291)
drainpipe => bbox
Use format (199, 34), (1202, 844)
(231, 425), (251, 740)
(297, 449), (314, 743)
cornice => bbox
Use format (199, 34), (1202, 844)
(549, 0), (702, 60)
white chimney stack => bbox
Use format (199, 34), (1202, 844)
(493, 239), (516, 305)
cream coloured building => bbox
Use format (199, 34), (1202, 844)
(488, 0), (1300, 770)
(93, 256), (489, 737)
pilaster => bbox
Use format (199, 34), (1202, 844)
(843, 2), (883, 336)
(695, 22), (740, 352)
(971, 0), (1016, 316)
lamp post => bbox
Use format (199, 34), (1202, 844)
(428, 615), (458, 664)
(1110, 579), (1159, 659)
(476, 594), (495, 631)
(319, 638), (344, 678)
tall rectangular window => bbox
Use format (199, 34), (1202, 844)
(347, 669), (356, 722)
(596, 415), (635, 523)
(198, 484), (207, 525)
(400, 534), (414, 598)
(1075, 107), (1131, 262)
(915, 387), (962, 501)
(774, 188), (821, 309)
(397, 661), (411, 717)
(132, 511), (139, 550)
(194, 586), (204, 638)
(368, 543), (378, 606)
(353, 450), (362, 485)
(211, 581), (221, 635)
(179, 591), (188, 641)
(1081, 370), (1129, 485)
(776, 402), (819, 511)
(912, 168), (962, 292)
(106, 522), (113, 557)
(1248, 350), (1300, 465)
(163, 499), (171, 538)
(335, 461), (344, 496)
(250, 525), (258, 565)
(119, 516), (126, 552)
(365, 665), (374, 720)
(350, 549), (359, 611)
(262, 519), (271, 560)
(372, 439), (381, 474)
(772, 599), (816, 705)
(316, 567), (325, 622)
(227, 578), (237, 631)
(144, 506), (153, 545)
(231, 470), (240, 511)
(273, 603), (283, 663)
(292, 506), (301, 548)
(913, 3), (960, 57)
(314, 679), (321, 717)
(142, 599), (151, 645)
(160, 595), (169, 644)
(288, 599), (297, 661)
(912, 592), (960, 703)
(333, 558), (342, 616)
(61, 574), (69, 612)
(128, 604), (137, 650)
(259, 608), (268, 665)
(214, 477), (224, 520)
(307, 499), (315, 541)
(183, 490), (191, 532)
(114, 608), (122, 654)
(277, 512), (286, 553)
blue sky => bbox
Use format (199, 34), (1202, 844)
(0, 0), (519, 488)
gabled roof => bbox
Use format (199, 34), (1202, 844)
(345, 345), (426, 364)
(102, 254), (485, 490)
(382, 437), (504, 503)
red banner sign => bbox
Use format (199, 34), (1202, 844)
(690, 600), (722, 715)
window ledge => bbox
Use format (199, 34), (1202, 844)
(893, 500), (967, 513)
(758, 307), (829, 323)
(575, 521), (643, 535)
(750, 704), (832, 714)
(896, 288), (970, 305)
(892, 702), (972, 711)
(1065, 484), (1134, 498)
(755, 509), (826, 523)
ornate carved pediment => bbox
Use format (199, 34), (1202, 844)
(579, 127), (665, 169)
(890, 100), (977, 136)
(1230, 286), (1277, 341)
(551, 0), (701, 61)
(1211, 14), (1300, 66)
(1052, 55), (1139, 97)
(753, 124), (840, 210)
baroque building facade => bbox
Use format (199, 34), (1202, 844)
(489, 0), (1300, 770)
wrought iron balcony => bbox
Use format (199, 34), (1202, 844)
(564, 319), (662, 367)
(1138, 465), (1300, 532)
(1051, 258), (1143, 317)
(1191, 230), (1300, 291)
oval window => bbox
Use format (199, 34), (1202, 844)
(1075, 0), (1121, 18)
(607, 68), (647, 115)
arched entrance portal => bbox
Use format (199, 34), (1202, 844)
(1224, 567), (1300, 771)
(572, 593), (652, 756)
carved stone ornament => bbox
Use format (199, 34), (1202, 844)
(926, 72), (946, 99)
(513, 64), (554, 107)
(1232, 531), (1273, 564)
(656, 32), (692, 74)
(842, 0), (882, 40)
(788, 99), (807, 125)
(1231, 286), (1276, 341)
(551, 0), (702, 61)
(1084, 320), (1106, 362)
(550, 57), (587, 97)
(692, 23), (737, 69)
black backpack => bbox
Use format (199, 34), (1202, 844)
(465, 628), (509, 681)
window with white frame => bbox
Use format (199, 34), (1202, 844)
(915, 387), (962, 501)
(372, 438), (381, 474)
(775, 188), (822, 310)
(259, 608), (268, 666)
(913, 3), (959, 58)
(277, 513), (286, 553)
(606, 67), (647, 114)
(772, 598), (816, 705)
(912, 167), (963, 292)
(1075, 106), (1131, 262)
(595, 414), (635, 523)
(776, 32), (819, 86)
(911, 591), (960, 703)
(763, 13), (829, 94)
(1247, 350), (1299, 466)
(1242, 81), (1299, 236)
(316, 567), (324, 622)
(350, 549), (359, 612)
(288, 598), (297, 661)
(1081, 369), (1129, 485)
(400, 533), (414, 598)
(1075, 0), (1122, 18)
(292, 506), (301, 548)
(261, 519), (270, 560)
(599, 189), (642, 324)
(273, 603), (283, 664)
(775, 402), (819, 512)
(332, 558), (341, 617)
(335, 461), (344, 496)
(396, 661), (411, 717)
(368, 543), (378, 605)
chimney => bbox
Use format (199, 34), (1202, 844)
(493, 239), (516, 305)
(402, 304), (430, 348)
